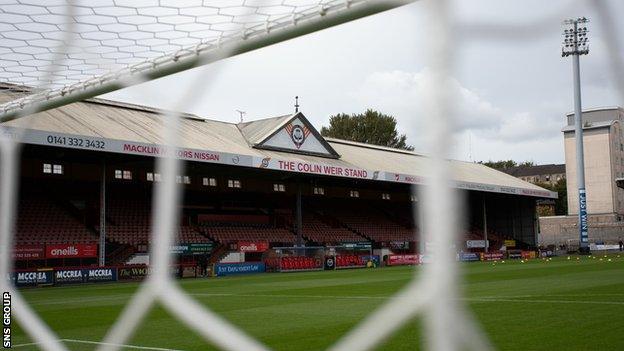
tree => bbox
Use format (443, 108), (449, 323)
(518, 161), (535, 168)
(535, 178), (568, 216)
(479, 160), (517, 170)
(478, 160), (534, 170)
(320, 109), (414, 151)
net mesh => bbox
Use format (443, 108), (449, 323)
(0, 0), (623, 350)
(0, 0), (411, 119)
(0, 0), (370, 88)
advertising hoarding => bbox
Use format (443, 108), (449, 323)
(45, 244), (97, 259)
(13, 245), (44, 260)
(214, 262), (265, 276)
(388, 254), (419, 266)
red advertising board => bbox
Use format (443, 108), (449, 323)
(388, 254), (419, 266)
(237, 241), (269, 253)
(480, 252), (505, 261)
(45, 244), (98, 258)
(13, 245), (45, 260)
(521, 251), (536, 259)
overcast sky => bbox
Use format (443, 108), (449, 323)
(104, 0), (624, 165)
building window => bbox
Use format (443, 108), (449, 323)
(228, 179), (241, 188)
(203, 177), (217, 187)
(176, 175), (190, 184)
(382, 193), (391, 200)
(313, 187), (325, 195)
(273, 183), (285, 192)
(349, 190), (359, 198)
(42, 163), (65, 175)
(52, 164), (63, 175)
(115, 169), (132, 180)
(147, 172), (162, 182)
(545, 175), (550, 182)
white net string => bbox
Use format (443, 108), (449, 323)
(0, 0), (362, 88)
(0, 0), (413, 121)
(0, 4), (78, 350)
(0, 0), (622, 350)
(96, 34), (270, 350)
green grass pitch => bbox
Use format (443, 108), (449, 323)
(11, 254), (624, 350)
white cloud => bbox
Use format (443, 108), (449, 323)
(350, 68), (565, 161)
(350, 68), (502, 134)
(484, 111), (562, 142)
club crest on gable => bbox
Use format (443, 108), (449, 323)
(285, 123), (310, 149)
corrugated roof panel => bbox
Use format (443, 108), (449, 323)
(0, 93), (554, 197)
(237, 114), (292, 145)
(330, 140), (549, 192)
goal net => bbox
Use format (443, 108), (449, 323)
(0, 1), (622, 351)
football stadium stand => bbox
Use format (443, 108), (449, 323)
(300, 215), (365, 244)
(200, 224), (295, 244)
(105, 197), (210, 245)
(2, 87), (555, 270)
(319, 202), (416, 242)
(16, 196), (97, 245)
(336, 254), (366, 268)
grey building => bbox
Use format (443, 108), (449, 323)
(502, 164), (565, 186)
(562, 106), (624, 216)
(540, 106), (624, 247)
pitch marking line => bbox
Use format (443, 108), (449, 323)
(190, 293), (624, 305)
(12, 339), (186, 351)
(463, 297), (624, 306)
(11, 342), (40, 348)
(191, 292), (390, 300)
(25, 292), (624, 306)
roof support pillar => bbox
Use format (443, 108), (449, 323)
(99, 158), (106, 267)
(296, 181), (303, 247)
(483, 195), (488, 254)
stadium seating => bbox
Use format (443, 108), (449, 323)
(336, 213), (415, 242)
(301, 216), (365, 243)
(278, 256), (320, 270)
(105, 198), (210, 245)
(311, 202), (416, 243)
(336, 254), (365, 267)
(199, 223), (295, 244)
(104, 226), (210, 245)
(15, 197), (97, 245)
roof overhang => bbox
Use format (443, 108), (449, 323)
(1, 126), (558, 199)
(562, 120), (617, 132)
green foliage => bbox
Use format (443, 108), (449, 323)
(478, 160), (535, 170)
(517, 160), (535, 167)
(320, 109), (414, 151)
(535, 178), (568, 215)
